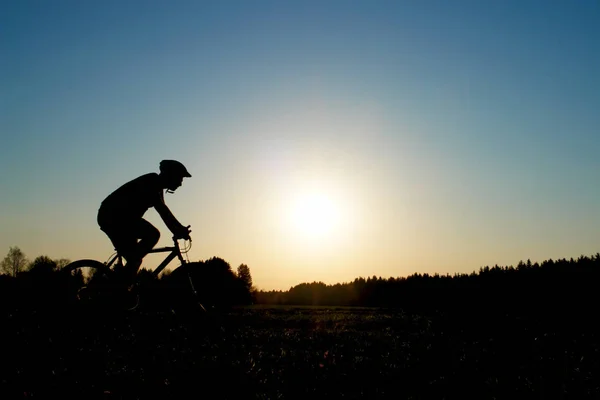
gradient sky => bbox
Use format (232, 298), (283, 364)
(2, 0), (599, 290)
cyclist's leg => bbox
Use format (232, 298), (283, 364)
(101, 225), (139, 284)
(121, 220), (159, 299)
(98, 209), (135, 263)
(116, 219), (160, 281)
(98, 213), (159, 280)
(132, 218), (160, 262)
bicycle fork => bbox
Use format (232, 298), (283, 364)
(185, 270), (207, 312)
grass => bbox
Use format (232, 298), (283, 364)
(1, 304), (599, 399)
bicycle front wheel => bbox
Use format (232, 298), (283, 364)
(163, 262), (212, 313)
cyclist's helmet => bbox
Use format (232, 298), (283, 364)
(159, 160), (192, 178)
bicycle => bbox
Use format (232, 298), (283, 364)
(61, 233), (205, 312)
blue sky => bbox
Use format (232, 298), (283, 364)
(2, 0), (599, 290)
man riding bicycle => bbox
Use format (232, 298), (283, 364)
(97, 160), (192, 285)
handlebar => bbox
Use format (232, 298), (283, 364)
(172, 225), (192, 242)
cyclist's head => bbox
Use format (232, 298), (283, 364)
(159, 160), (191, 191)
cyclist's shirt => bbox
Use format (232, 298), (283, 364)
(99, 173), (164, 220)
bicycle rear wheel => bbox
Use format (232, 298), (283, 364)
(61, 259), (112, 305)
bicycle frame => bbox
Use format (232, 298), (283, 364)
(104, 236), (189, 277)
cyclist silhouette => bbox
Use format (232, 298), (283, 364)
(97, 160), (192, 285)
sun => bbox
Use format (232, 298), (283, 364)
(289, 192), (340, 238)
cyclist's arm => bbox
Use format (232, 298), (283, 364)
(155, 201), (187, 237)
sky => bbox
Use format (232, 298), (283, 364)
(2, 0), (599, 291)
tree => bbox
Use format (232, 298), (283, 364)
(236, 263), (255, 304)
(55, 258), (71, 270)
(1, 246), (28, 277)
(28, 255), (57, 273)
(237, 264), (253, 292)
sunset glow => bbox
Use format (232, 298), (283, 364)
(289, 192), (339, 239)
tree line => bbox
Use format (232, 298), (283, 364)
(255, 253), (600, 316)
(4, 245), (600, 316)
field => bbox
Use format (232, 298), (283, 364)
(1, 304), (599, 399)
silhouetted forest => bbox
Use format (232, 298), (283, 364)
(256, 254), (600, 317)
(4, 248), (600, 318)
